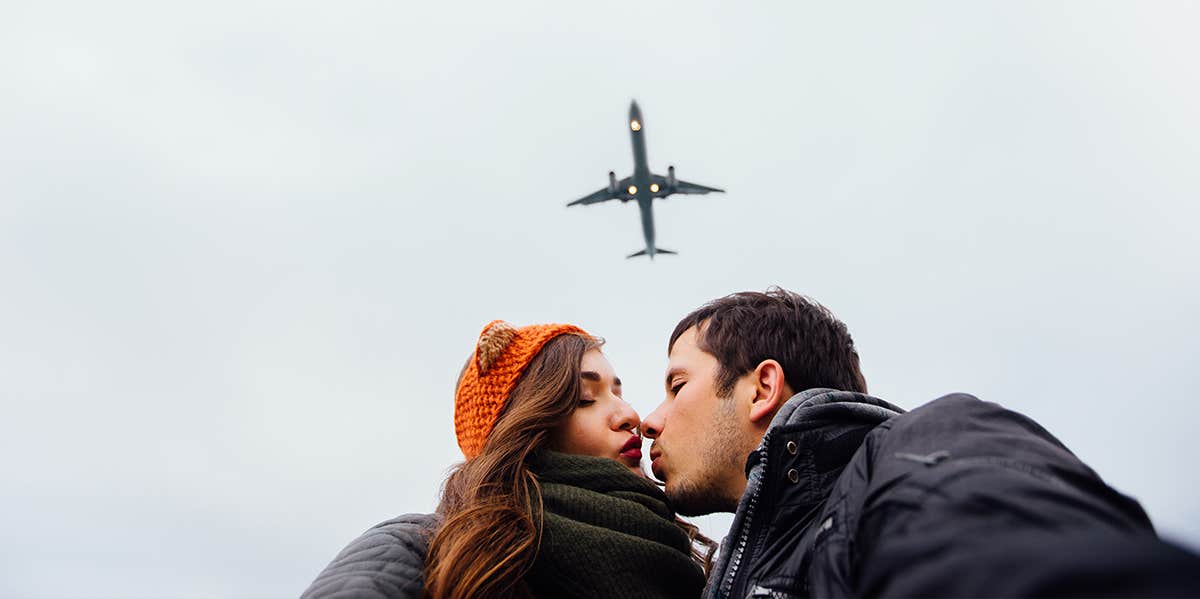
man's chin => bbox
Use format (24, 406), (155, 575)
(664, 480), (736, 517)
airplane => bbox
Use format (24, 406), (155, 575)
(568, 101), (724, 259)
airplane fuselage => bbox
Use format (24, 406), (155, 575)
(628, 102), (657, 258)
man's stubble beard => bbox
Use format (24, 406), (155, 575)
(665, 397), (745, 517)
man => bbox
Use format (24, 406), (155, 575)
(642, 287), (1200, 598)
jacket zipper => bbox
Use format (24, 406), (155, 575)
(720, 437), (772, 598)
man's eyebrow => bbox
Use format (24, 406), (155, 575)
(664, 367), (685, 387)
(580, 371), (602, 382)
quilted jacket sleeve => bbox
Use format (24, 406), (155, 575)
(301, 514), (437, 599)
(846, 396), (1200, 597)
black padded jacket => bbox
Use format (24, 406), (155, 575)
(707, 389), (1200, 598)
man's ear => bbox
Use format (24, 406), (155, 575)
(748, 359), (791, 426)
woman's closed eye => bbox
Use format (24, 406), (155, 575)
(578, 397), (596, 407)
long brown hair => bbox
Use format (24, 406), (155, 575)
(425, 333), (715, 599)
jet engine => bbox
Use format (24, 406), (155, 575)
(608, 171), (617, 194)
(667, 165), (677, 188)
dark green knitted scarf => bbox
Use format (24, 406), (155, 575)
(524, 451), (706, 599)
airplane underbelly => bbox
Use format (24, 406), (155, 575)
(638, 198), (655, 246)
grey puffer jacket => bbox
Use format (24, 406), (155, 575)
(302, 513), (436, 599)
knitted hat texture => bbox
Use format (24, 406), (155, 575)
(454, 320), (588, 458)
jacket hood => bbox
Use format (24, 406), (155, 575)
(768, 388), (905, 440)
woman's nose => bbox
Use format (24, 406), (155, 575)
(614, 401), (641, 432)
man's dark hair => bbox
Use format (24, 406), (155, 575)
(669, 287), (867, 396)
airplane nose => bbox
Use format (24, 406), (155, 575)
(629, 100), (642, 120)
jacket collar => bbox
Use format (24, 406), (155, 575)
(708, 389), (904, 598)
(742, 388), (905, 495)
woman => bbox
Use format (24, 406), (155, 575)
(302, 321), (712, 599)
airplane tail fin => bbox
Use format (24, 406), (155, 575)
(626, 247), (677, 259)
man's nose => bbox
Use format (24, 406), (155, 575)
(642, 404), (665, 439)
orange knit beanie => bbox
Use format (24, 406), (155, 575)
(454, 320), (588, 459)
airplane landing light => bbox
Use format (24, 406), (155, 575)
(650, 183), (660, 193)
(630, 120), (641, 131)
(628, 185), (638, 195)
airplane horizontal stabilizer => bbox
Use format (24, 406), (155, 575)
(626, 247), (678, 259)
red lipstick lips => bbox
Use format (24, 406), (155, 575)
(619, 435), (642, 460)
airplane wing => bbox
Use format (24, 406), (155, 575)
(568, 176), (632, 206)
(651, 174), (724, 197)
(673, 179), (724, 194)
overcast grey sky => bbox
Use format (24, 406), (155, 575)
(2, 1), (1198, 597)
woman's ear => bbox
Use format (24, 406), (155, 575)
(748, 360), (791, 426)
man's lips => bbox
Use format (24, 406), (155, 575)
(619, 435), (642, 460)
(649, 447), (665, 481)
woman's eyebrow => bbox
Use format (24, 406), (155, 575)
(581, 371), (619, 386)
